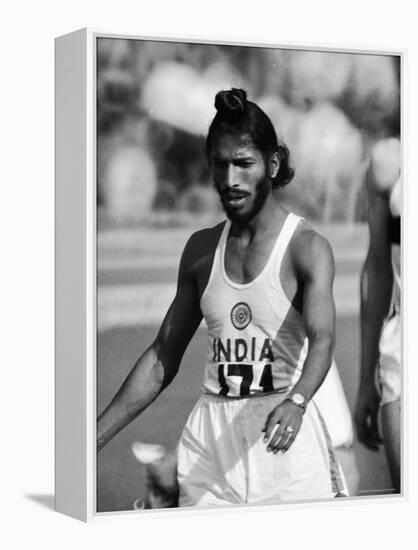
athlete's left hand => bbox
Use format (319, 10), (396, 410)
(262, 400), (304, 453)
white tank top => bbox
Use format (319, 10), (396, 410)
(200, 212), (308, 398)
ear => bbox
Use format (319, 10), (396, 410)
(269, 152), (280, 179)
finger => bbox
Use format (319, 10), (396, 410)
(355, 412), (379, 448)
(366, 431), (383, 449)
(267, 424), (286, 451)
(264, 423), (279, 447)
(276, 432), (295, 453)
(266, 409), (296, 449)
(280, 424), (301, 452)
(364, 410), (383, 448)
(357, 426), (378, 450)
(271, 432), (291, 453)
(261, 409), (278, 433)
(370, 414), (383, 444)
(274, 421), (299, 452)
(262, 406), (283, 430)
(356, 421), (381, 451)
(360, 438), (380, 452)
(366, 432), (382, 450)
(263, 412), (282, 442)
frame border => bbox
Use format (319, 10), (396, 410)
(55, 27), (406, 522)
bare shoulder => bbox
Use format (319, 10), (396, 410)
(183, 222), (225, 256)
(369, 137), (401, 195)
(180, 222), (225, 271)
(290, 221), (335, 278)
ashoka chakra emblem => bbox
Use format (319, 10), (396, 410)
(231, 302), (252, 330)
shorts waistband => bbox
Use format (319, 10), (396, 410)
(200, 387), (291, 402)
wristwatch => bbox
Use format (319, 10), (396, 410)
(287, 393), (306, 412)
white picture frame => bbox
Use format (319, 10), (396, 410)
(55, 28), (404, 522)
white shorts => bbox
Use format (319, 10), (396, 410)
(378, 312), (401, 406)
(177, 392), (347, 507)
(314, 360), (354, 448)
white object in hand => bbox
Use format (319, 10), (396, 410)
(131, 441), (166, 464)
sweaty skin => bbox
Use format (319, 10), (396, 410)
(98, 134), (336, 459)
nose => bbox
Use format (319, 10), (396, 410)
(226, 164), (238, 188)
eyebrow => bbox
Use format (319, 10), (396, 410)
(210, 154), (256, 161)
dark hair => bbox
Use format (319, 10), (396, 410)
(206, 88), (294, 187)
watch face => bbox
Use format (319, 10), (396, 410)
(292, 393), (305, 406)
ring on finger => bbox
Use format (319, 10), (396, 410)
(285, 426), (294, 434)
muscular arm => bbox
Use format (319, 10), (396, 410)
(263, 232), (336, 452)
(355, 140), (399, 450)
(97, 236), (203, 451)
(359, 182), (393, 388)
(290, 233), (336, 402)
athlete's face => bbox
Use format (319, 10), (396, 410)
(210, 133), (273, 224)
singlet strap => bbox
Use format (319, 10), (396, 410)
(199, 221), (229, 305)
(219, 219), (231, 250)
(273, 212), (303, 270)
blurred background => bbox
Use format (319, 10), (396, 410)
(96, 38), (400, 512)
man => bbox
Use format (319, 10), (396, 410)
(98, 88), (346, 506)
(355, 137), (401, 493)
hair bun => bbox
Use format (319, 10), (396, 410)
(214, 88), (247, 119)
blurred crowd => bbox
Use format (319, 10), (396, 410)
(97, 38), (400, 226)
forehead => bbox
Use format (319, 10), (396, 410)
(210, 133), (263, 160)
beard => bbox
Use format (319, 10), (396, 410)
(216, 174), (271, 225)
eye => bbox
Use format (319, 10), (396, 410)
(236, 160), (254, 168)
